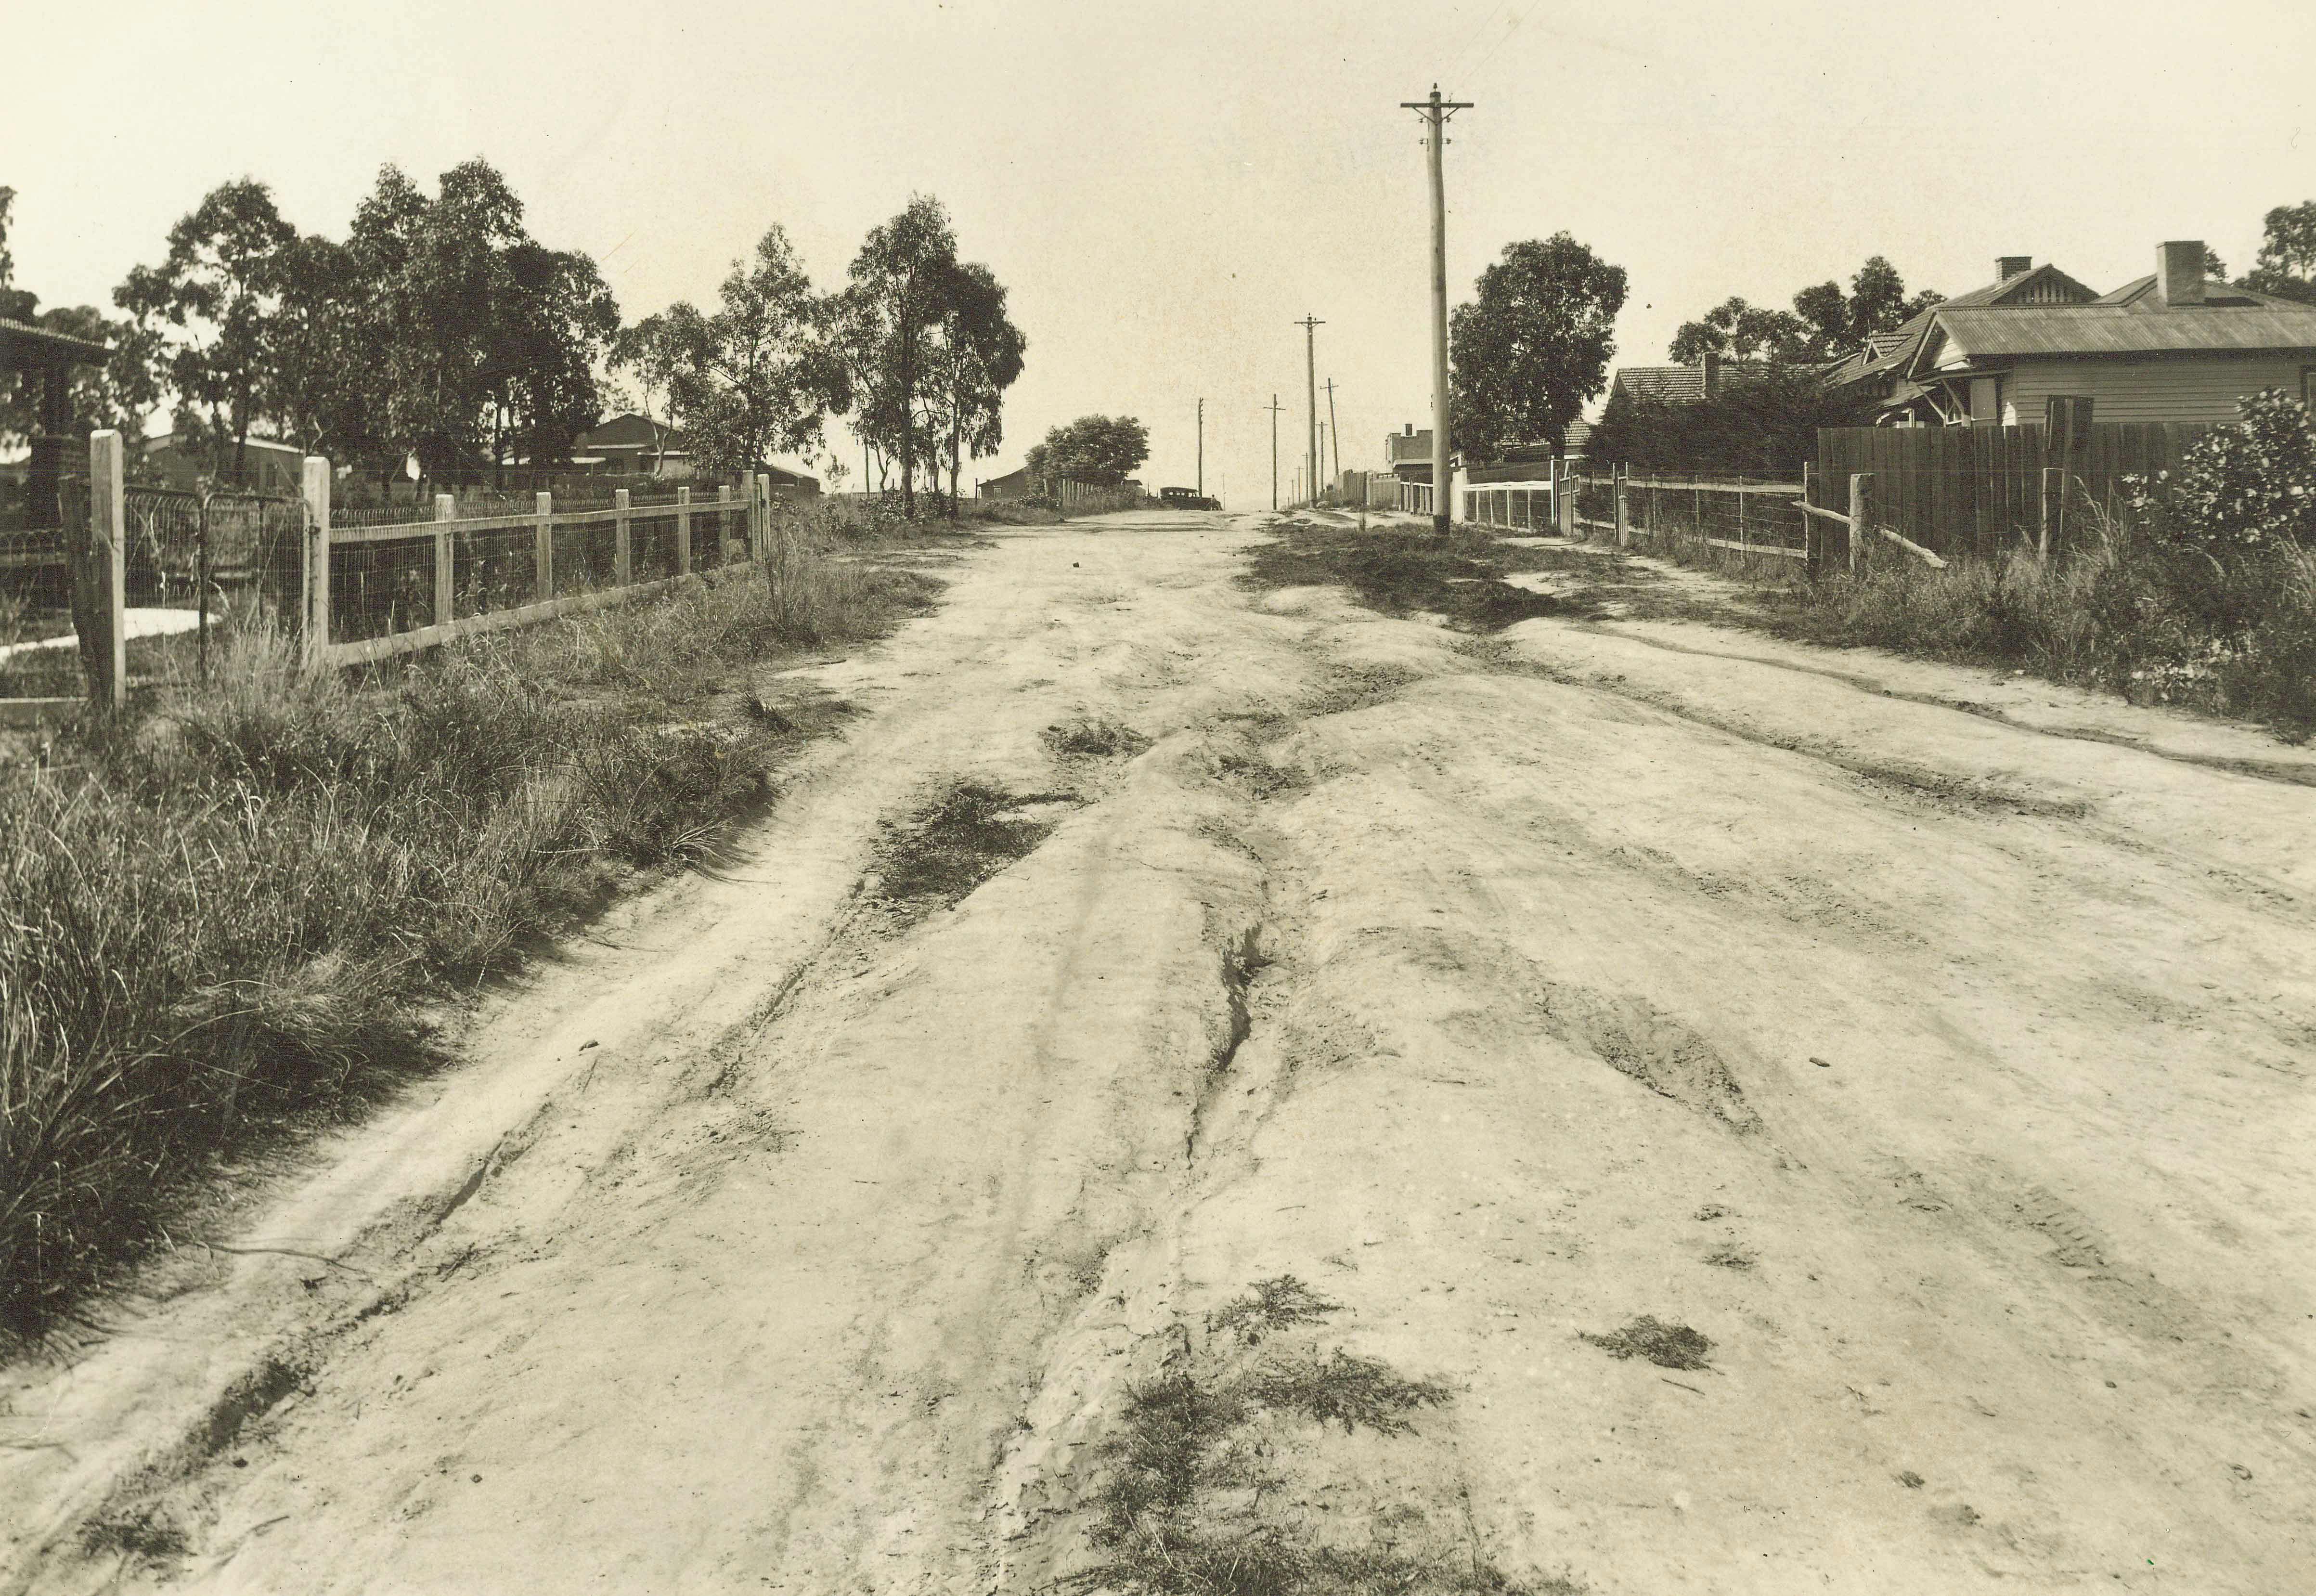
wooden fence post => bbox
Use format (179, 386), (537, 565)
(534, 491), (553, 600)
(1799, 462), (1814, 571)
(676, 486), (692, 577)
(614, 488), (633, 587)
(1848, 472), (1874, 575)
(1737, 475), (1748, 552)
(718, 481), (735, 564)
(1559, 460), (1576, 536)
(84, 429), (128, 710)
(1615, 465), (1630, 547)
(433, 492), (455, 626)
(742, 472), (763, 561)
(2039, 466), (2062, 562)
(302, 454), (331, 671)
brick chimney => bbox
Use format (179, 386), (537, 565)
(1701, 349), (1721, 399)
(1996, 255), (2032, 281)
(1405, 422), (1414, 436)
(2159, 241), (2207, 307)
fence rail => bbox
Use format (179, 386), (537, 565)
(305, 467), (770, 670)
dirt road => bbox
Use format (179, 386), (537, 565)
(6, 510), (2314, 1594)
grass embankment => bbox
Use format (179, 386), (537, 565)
(1603, 518), (2316, 738)
(0, 515), (944, 1346)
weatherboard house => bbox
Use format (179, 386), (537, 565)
(1827, 243), (2316, 428)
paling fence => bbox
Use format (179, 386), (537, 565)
(5, 431), (776, 721)
(1814, 423), (2204, 562)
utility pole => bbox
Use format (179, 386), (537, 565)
(1295, 315), (1324, 515)
(1196, 397), (1204, 497)
(1324, 377), (1341, 490)
(1402, 84), (1473, 536)
(1265, 394), (1284, 510)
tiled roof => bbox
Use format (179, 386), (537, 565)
(1612, 361), (1811, 404)
(0, 316), (109, 363)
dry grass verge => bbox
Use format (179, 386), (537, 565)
(0, 536), (942, 1348)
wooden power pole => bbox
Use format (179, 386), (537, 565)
(1295, 315), (1324, 510)
(1402, 84), (1472, 535)
(1196, 397), (1204, 497)
(1265, 394), (1284, 510)
(1324, 377), (1341, 490)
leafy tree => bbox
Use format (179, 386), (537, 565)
(608, 311), (685, 448)
(489, 239), (618, 471)
(2241, 202), (2316, 306)
(340, 160), (617, 486)
(1026, 415), (1148, 486)
(114, 178), (297, 482)
(1668, 296), (1812, 363)
(838, 195), (958, 517)
(1789, 257), (1942, 360)
(925, 260), (1025, 513)
(266, 232), (375, 463)
(1448, 233), (1627, 458)
(0, 187), (31, 323)
(654, 224), (849, 479)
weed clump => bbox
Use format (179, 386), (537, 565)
(1074, 1276), (1565, 1596)
(1043, 716), (1152, 759)
(1580, 1315), (1714, 1371)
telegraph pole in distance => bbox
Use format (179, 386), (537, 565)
(1265, 394), (1284, 510)
(1196, 397), (1204, 497)
(1295, 315), (1324, 513)
(1324, 377), (1341, 491)
(1402, 84), (1472, 536)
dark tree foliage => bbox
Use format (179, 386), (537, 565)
(1448, 233), (1627, 458)
(1585, 366), (1878, 477)
(1668, 297), (1812, 364)
(928, 260), (1026, 512)
(1782, 256), (1943, 360)
(838, 195), (959, 517)
(115, 178), (297, 481)
(654, 225), (850, 479)
(2241, 201), (2316, 306)
(1026, 415), (1148, 485)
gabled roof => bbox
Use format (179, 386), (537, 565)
(1915, 303), (2316, 366)
(2092, 274), (2306, 311)
(1828, 264), (2101, 391)
(578, 412), (686, 451)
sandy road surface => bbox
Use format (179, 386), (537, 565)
(5, 511), (2314, 1593)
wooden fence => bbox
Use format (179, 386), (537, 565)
(306, 460), (774, 669)
(3, 434), (781, 724)
(1815, 423), (2205, 561)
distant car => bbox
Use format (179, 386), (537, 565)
(1159, 486), (1220, 510)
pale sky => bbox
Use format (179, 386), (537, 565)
(8, 0), (2314, 506)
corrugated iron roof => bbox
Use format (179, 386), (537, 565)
(0, 316), (110, 363)
(1930, 304), (2316, 360)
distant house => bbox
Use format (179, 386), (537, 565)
(1384, 423), (1435, 484)
(572, 413), (690, 476)
(1607, 350), (1812, 410)
(977, 466), (1036, 499)
(142, 430), (308, 494)
(1828, 243), (2316, 427)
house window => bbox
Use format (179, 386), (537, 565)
(1968, 376), (2003, 424)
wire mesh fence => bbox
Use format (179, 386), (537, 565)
(1589, 473), (1810, 558)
